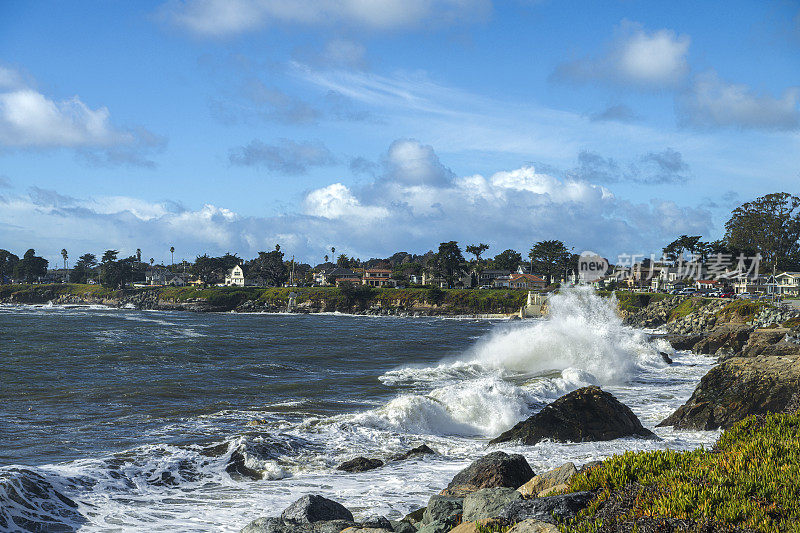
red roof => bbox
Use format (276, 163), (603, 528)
(510, 273), (546, 283)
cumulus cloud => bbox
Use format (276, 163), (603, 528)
(161, 0), (491, 36)
(380, 139), (455, 187)
(678, 70), (800, 131)
(571, 148), (689, 185)
(553, 20), (690, 89)
(0, 66), (163, 166)
(229, 138), (338, 174)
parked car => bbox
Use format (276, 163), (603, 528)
(720, 291), (735, 298)
(737, 293), (755, 299)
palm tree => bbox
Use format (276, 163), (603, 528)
(331, 247), (335, 259)
(61, 249), (68, 281)
(169, 246), (175, 267)
(150, 258), (154, 266)
(136, 248), (142, 266)
(324, 254), (329, 263)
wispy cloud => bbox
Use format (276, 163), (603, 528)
(571, 148), (689, 185)
(229, 138), (338, 174)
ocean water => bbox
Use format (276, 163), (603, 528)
(0, 288), (719, 532)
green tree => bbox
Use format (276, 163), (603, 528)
(0, 249), (19, 279)
(465, 243), (490, 262)
(169, 246), (175, 267)
(70, 253), (97, 283)
(432, 241), (465, 288)
(529, 240), (571, 284)
(251, 249), (288, 286)
(491, 249), (522, 271)
(724, 192), (800, 273)
(100, 250), (132, 289)
(13, 249), (48, 283)
(336, 254), (351, 268)
(663, 235), (703, 261)
(192, 254), (220, 285)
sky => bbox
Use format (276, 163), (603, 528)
(0, 0), (799, 266)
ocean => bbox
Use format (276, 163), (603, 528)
(0, 287), (719, 532)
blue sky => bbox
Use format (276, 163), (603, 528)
(1, 0), (798, 266)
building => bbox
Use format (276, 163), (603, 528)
(316, 267), (360, 286)
(363, 268), (396, 288)
(224, 264), (246, 287)
(776, 272), (800, 297)
(145, 267), (169, 286)
(165, 273), (187, 286)
(695, 279), (721, 291)
(477, 269), (511, 287)
(493, 272), (546, 290)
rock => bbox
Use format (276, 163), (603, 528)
(337, 457), (384, 473)
(498, 492), (595, 524)
(422, 495), (463, 526)
(390, 521), (416, 533)
(462, 487), (522, 521)
(517, 462), (577, 498)
(241, 518), (356, 533)
(659, 352), (800, 430)
(415, 520), (450, 533)
(443, 452), (534, 496)
(360, 516), (393, 530)
(402, 508), (426, 525)
(281, 495), (354, 525)
(537, 483), (568, 497)
(659, 351), (673, 364)
(692, 324), (753, 355)
(490, 386), (656, 445)
(449, 518), (510, 533)
(739, 328), (790, 358)
(577, 461), (602, 474)
(391, 444), (436, 462)
(664, 333), (705, 351)
(342, 529), (393, 533)
(506, 519), (559, 533)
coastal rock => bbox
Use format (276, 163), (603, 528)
(360, 516), (393, 530)
(506, 519), (559, 533)
(449, 518), (510, 533)
(241, 518), (356, 533)
(739, 328), (790, 358)
(390, 521), (416, 533)
(422, 495), (463, 526)
(402, 507), (426, 525)
(691, 324), (753, 356)
(281, 495), (354, 525)
(517, 463), (577, 498)
(462, 487), (521, 522)
(444, 452), (534, 495)
(416, 520), (451, 533)
(490, 386), (656, 445)
(659, 351), (673, 364)
(390, 444), (436, 462)
(659, 352), (800, 430)
(498, 492), (595, 524)
(665, 333), (705, 351)
(337, 457), (384, 473)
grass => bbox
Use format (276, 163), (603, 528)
(714, 299), (771, 323)
(0, 283), (120, 303)
(561, 413), (800, 532)
(667, 296), (712, 322)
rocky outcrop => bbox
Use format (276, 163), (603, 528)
(665, 299), (728, 336)
(242, 495), (356, 533)
(517, 462), (577, 498)
(691, 324), (754, 356)
(659, 350), (800, 430)
(490, 387), (656, 445)
(390, 444), (436, 462)
(443, 452), (534, 496)
(337, 457), (384, 472)
(739, 328), (789, 358)
(498, 492), (595, 524)
(462, 488), (521, 522)
(624, 296), (685, 328)
(662, 333), (705, 351)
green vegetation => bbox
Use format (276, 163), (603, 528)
(668, 296), (712, 321)
(0, 283), (119, 303)
(715, 299), (770, 323)
(562, 414), (800, 532)
(475, 521), (512, 533)
(783, 317), (800, 329)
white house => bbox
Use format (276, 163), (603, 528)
(145, 268), (168, 286)
(776, 272), (800, 297)
(165, 273), (187, 286)
(224, 264), (246, 287)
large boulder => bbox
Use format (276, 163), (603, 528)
(659, 353), (800, 430)
(337, 457), (384, 473)
(517, 462), (577, 497)
(422, 495), (463, 526)
(281, 495), (354, 524)
(498, 492), (595, 524)
(506, 519), (559, 533)
(692, 324), (753, 356)
(462, 487), (522, 522)
(663, 333), (705, 351)
(490, 387), (655, 445)
(241, 518), (355, 533)
(444, 452), (534, 495)
(390, 444), (436, 462)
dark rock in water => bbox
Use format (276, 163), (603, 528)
(391, 444), (436, 461)
(659, 351), (673, 364)
(664, 333), (705, 351)
(337, 457), (384, 472)
(241, 518), (356, 533)
(422, 495), (463, 525)
(403, 507), (426, 524)
(490, 386), (656, 445)
(658, 351), (800, 430)
(361, 515), (393, 530)
(444, 451), (534, 495)
(462, 487), (522, 521)
(692, 324), (753, 356)
(498, 492), (595, 524)
(281, 495), (354, 525)
(226, 449), (265, 480)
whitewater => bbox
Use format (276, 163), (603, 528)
(0, 287), (719, 532)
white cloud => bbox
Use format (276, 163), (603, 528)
(554, 20), (690, 89)
(1, 140), (713, 265)
(162, 0), (491, 36)
(678, 70), (800, 131)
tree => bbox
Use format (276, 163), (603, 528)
(529, 240), (571, 284)
(251, 249), (288, 286)
(0, 249), (19, 280)
(324, 254), (329, 263)
(465, 243), (490, 262)
(61, 249), (68, 269)
(150, 258), (154, 266)
(100, 250), (132, 288)
(663, 235), (703, 261)
(491, 249), (522, 271)
(432, 241), (465, 288)
(725, 192), (800, 273)
(13, 249), (48, 283)
(336, 254), (351, 268)
(70, 253), (97, 283)
(170, 246), (175, 267)
(192, 254), (220, 285)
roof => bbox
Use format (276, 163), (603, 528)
(777, 272), (800, 278)
(366, 268), (392, 273)
(510, 272), (546, 283)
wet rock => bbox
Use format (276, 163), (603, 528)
(517, 462), (577, 497)
(360, 516), (393, 530)
(462, 487), (522, 521)
(422, 495), (463, 526)
(692, 324), (753, 356)
(659, 351), (673, 364)
(281, 495), (354, 525)
(402, 508), (426, 525)
(498, 492), (595, 524)
(241, 518), (356, 533)
(337, 457), (384, 473)
(490, 386), (656, 445)
(443, 452), (534, 495)
(390, 521), (417, 533)
(390, 444), (436, 462)
(659, 352), (800, 430)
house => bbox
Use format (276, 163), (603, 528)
(776, 272), (800, 297)
(477, 269), (511, 286)
(733, 276), (776, 295)
(224, 264), (246, 287)
(493, 272), (546, 290)
(146, 268), (169, 286)
(363, 268), (397, 288)
(695, 279), (721, 291)
(165, 273), (187, 286)
(317, 267), (360, 286)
